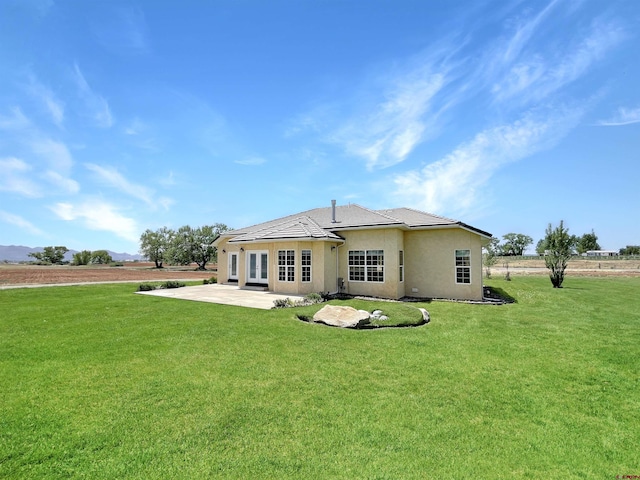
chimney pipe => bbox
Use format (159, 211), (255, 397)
(331, 199), (336, 223)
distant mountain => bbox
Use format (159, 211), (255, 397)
(0, 245), (143, 262)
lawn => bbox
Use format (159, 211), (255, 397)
(1, 277), (639, 479)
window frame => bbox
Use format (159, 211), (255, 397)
(349, 249), (384, 283)
(399, 250), (404, 282)
(278, 249), (295, 282)
(455, 249), (471, 284)
(301, 249), (312, 283)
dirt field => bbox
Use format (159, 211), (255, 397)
(0, 263), (217, 288)
(490, 257), (640, 277)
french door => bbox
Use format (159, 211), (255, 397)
(247, 251), (269, 284)
(228, 253), (238, 281)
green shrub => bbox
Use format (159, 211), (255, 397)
(303, 292), (323, 304)
(160, 281), (185, 289)
(203, 276), (217, 285)
(137, 283), (157, 291)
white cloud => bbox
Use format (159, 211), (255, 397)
(329, 68), (449, 170)
(234, 156), (266, 166)
(391, 107), (584, 217)
(0, 157), (42, 197)
(27, 75), (65, 127)
(0, 210), (44, 235)
(31, 138), (74, 171)
(43, 170), (80, 194)
(85, 163), (170, 209)
(50, 200), (139, 242)
(0, 107), (30, 130)
(597, 106), (640, 126)
(491, 15), (626, 105)
(73, 63), (114, 128)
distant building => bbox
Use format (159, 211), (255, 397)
(584, 250), (619, 257)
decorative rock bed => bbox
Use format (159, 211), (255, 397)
(308, 304), (430, 329)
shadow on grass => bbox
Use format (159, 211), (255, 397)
(484, 286), (517, 304)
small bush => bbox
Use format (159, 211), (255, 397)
(161, 281), (185, 289)
(203, 276), (217, 285)
(137, 283), (157, 291)
(304, 292), (323, 304)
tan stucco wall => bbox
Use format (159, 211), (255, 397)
(403, 228), (484, 300)
(217, 226), (485, 301)
(216, 237), (339, 295)
(337, 228), (405, 299)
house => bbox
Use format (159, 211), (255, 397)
(213, 201), (492, 301)
(584, 250), (619, 257)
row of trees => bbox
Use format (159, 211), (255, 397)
(27, 246), (113, 265)
(487, 229), (604, 258)
(139, 224), (230, 270)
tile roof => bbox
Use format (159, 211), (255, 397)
(222, 203), (491, 242)
(229, 216), (343, 243)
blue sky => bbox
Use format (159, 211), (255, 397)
(1, 0), (638, 254)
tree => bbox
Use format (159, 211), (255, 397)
(543, 220), (573, 288)
(482, 237), (500, 278)
(139, 227), (173, 268)
(575, 230), (601, 255)
(169, 224), (230, 270)
(28, 246), (68, 264)
(500, 233), (533, 256)
(90, 250), (113, 264)
(620, 245), (640, 255)
(535, 238), (547, 256)
(72, 250), (92, 266)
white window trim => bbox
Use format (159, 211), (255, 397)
(301, 249), (312, 283)
(455, 249), (471, 285)
(278, 249), (295, 283)
(348, 249), (384, 283)
(399, 250), (404, 283)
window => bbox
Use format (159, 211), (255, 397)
(278, 250), (295, 282)
(301, 250), (311, 282)
(399, 250), (404, 282)
(366, 250), (384, 282)
(349, 250), (384, 282)
(455, 249), (471, 284)
(348, 250), (365, 281)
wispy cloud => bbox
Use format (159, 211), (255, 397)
(491, 14), (626, 105)
(43, 171), (80, 194)
(92, 6), (150, 55)
(0, 107), (30, 130)
(391, 107), (585, 217)
(597, 105), (640, 126)
(328, 63), (451, 170)
(85, 163), (170, 209)
(0, 210), (44, 236)
(234, 156), (266, 166)
(26, 75), (65, 127)
(31, 138), (73, 171)
(0, 157), (41, 197)
(50, 200), (139, 242)
(73, 63), (114, 128)
(30, 138), (79, 193)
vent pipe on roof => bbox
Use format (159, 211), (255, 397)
(331, 199), (337, 223)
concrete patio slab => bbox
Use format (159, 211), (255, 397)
(135, 283), (305, 310)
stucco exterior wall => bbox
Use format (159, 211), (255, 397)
(337, 228), (405, 299)
(403, 228), (484, 300)
(216, 238), (338, 295)
(217, 226), (485, 301)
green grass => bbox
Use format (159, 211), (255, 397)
(1, 277), (639, 479)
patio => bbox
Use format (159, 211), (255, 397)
(135, 283), (305, 310)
